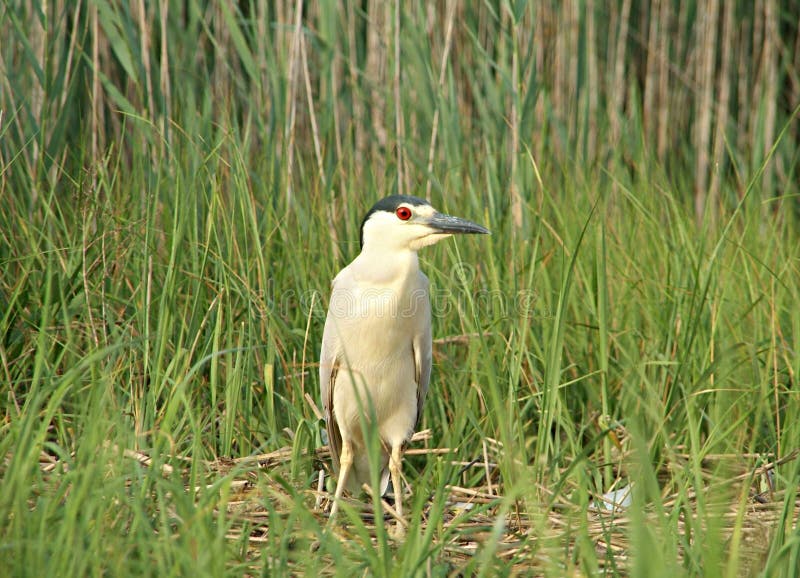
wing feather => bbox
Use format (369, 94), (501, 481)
(320, 308), (342, 471)
(413, 288), (433, 429)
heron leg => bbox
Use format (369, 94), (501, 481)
(330, 439), (353, 520)
(389, 443), (406, 538)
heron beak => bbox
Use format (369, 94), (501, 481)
(426, 212), (490, 235)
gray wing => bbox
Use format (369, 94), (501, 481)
(412, 284), (433, 429)
(320, 308), (342, 471)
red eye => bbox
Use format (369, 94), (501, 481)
(395, 206), (412, 221)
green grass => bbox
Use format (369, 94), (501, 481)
(2, 2), (800, 576)
(2, 135), (798, 576)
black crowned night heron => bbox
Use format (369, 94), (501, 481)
(320, 194), (489, 532)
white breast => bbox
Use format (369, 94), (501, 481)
(324, 252), (429, 448)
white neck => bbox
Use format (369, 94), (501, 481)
(350, 244), (420, 286)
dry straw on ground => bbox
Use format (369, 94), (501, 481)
(30, 430), (789, 574)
